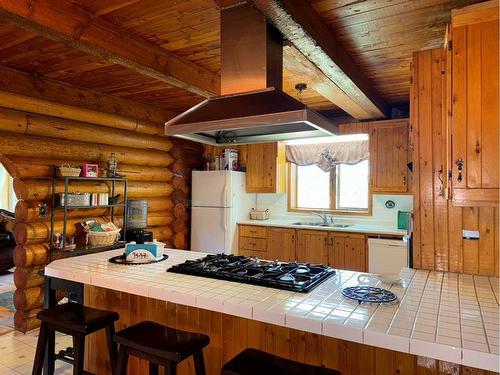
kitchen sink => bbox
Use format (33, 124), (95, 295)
(291, 222), (352, 228)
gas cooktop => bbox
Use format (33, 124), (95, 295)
(168, 254), (336, 293)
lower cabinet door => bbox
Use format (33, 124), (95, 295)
(344, 235), (367, 272)
(329, 234), (345, 269)
(296, 230), (329, 264)
(267, 227), (296, 262)
(329, 233), (367, 272)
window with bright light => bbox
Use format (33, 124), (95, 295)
(288, 135), (370, 213)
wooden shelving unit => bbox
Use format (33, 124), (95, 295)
(49, 172), (128, 261)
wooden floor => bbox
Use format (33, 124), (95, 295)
(85, 285), (498, 375)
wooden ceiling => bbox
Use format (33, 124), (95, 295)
(0, 0), (485, 117)
(308, 0), (483, 105)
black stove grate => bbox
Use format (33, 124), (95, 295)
(168, 254), (336, 293)
(342, 286), (397, 303)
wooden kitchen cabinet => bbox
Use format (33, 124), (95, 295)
(448, 3), (499, 206)
(238, 224), (268, 257)
(296, 230), (329, 265)
(239, 224), (367, 271)
(369, 119), (409, 193)
(328, 233), (367, 272)
(267, 227), (296, 262)
(245, 142), (286, 193)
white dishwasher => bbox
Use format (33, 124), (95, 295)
(368, 238), (408, 274)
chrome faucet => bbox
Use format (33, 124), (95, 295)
(310, 212), (331, 225)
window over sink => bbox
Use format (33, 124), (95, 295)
(287, 134), (370, 214)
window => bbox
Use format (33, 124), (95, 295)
(288, 135), (370, 213)
(0, 164), (17, 212)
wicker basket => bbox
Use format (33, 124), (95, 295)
(57, 164), (81, 177)
(87, 229), (121, 247)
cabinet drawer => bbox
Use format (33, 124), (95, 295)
(240, 237), (267, 252)
(239, 248), (267, 258)
(239, 225), (267, 238)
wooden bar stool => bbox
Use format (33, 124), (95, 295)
(114, 321), (209, 375)
(32, 303), (119, 375)
(221, 348), (342, 375)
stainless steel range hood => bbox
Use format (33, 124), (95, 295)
(164, 3), (337, 145)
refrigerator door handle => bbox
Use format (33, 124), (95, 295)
(224, 172), (231, 207)
(224, 208), (229, 232)
(221, 179), (227, 207)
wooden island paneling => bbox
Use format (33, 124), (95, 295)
(84, 285), (498, 375)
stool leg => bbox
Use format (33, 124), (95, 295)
(32, 323), (49, 375)
(193, 351), (206, 375)
(105, 325), (117, 375)
(116, 346), (129, 375)
(148, 362), (159, 375)
(165, 361), (176, 375)
(72, 335), (85, 375)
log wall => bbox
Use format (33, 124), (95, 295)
(0, 105), (203, 332)
(84, 285), (498, 375)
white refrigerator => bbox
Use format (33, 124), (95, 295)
(191, 171), (255, 254)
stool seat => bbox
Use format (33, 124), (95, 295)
(33, 303), (118, 375)
(222, 348), (341, 375)
(37, 302), (119, 335)
(114, 321), (209, 363)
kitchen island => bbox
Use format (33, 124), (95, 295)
(44, 248), (499, 374)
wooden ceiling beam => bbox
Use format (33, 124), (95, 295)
(250, 0), (387, 119)
(0, 64), (173, 125)
(283, 44), (372, 119)
(0, 0), (220, 98)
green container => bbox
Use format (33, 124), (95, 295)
(397, 211), (409, 230)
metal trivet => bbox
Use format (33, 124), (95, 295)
(342, 286), (397, 303)
(109, 254), (168, 265)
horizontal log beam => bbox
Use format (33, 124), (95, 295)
(15, 197), (174, 223)
(0, 91), (164, 136)
(14, 266), (45, 289)
(250, 0), (386, 119)
(14, 309), (41, 333)
(0, 0), (219, 97)
(146, 226), (174, 242)
(0, 64), (172, 124)
(13, 244), (49, 267)
(14, 286), (44, 311)
(6, 158), (173, 182)
(14, 212), (175, 245)
(0, 132), (174, 167)
(13, 179), (174, 201)
(0, 107), (172, 151)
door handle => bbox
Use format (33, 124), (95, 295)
(455, 158), (464, 182)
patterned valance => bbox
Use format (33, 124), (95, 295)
(285, 140), (369, 172)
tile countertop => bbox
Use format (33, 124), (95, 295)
(237, 219), (407, 236)
(45, 248), (499, 372)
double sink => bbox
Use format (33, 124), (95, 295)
(291, 222), (352, 228)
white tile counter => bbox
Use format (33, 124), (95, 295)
(45, 248), (499, 372)
(237, 219), (407, 236)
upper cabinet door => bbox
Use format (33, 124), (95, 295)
(369, 120), (409, 193)
(450, 2), (499, 206)
(245, 142), (286, 193)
